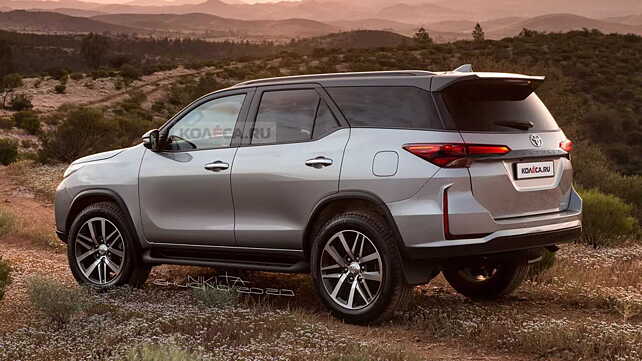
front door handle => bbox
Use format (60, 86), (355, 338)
(204, 161), (229, 172)
(305, 156), (333, 168)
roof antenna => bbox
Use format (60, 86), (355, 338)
(453, 64), (473, 72)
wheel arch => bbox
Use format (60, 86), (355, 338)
(65, 189), (138, 245)
(302, 190), (405, 260)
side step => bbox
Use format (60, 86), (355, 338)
(142, 247), (309, 273)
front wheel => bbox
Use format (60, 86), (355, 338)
(443, 258), (529, 300)
(67, 202), (150, 289)
(310, 212), (408, 324)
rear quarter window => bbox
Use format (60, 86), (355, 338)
(326, 86), (444, 130)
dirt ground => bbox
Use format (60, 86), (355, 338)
(0, 162), (640, 361)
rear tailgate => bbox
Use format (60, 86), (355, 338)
(436, 76), (573, 219)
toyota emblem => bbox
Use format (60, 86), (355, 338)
(529, 135), (543, 147)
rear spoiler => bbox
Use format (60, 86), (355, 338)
(431, 65), (545, 92)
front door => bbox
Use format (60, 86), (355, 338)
(231, 85), (349, 250)
(139, 90), (252, 246)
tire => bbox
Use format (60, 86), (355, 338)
(67, 201), (150, 289)
(310, 211), (409, 324)
(442, 258), (529, 300)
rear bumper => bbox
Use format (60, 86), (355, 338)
(403, 222), (581, 260)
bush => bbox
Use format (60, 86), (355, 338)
(0, 206), (16, 238)
(579, 188), (639, 247)
(0, 138), (18, 165)
(13, 111), (40, 135)
(70, 72), (84, 81)
(9, 93), (33, 111)
(26, 276), (86, 326)
(125, 344), (203, 361)
(193, 287), (238, 307)
(0, 257), (11, 301)
(0, 117), (14, 129)
(38, 107), (116, 163)
(54, 84), (66, 94)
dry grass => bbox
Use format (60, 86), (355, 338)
(0, 203), (61, 250)
(5, 160), (66, 203)
(26, 276), (87, 327)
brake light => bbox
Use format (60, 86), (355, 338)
(560, 139), (573, 152)
(403, 143), (510, 168)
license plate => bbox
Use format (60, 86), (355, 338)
(515, 161), (555, 179)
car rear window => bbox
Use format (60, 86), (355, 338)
(440, 79), (559, 132)
(326, 86), (443, 130)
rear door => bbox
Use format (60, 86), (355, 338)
(231, 84), (349, 249)
(436, 78), (573, 219)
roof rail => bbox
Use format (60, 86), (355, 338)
(453, 64), (473, 73)
(234, 70), (434, 87)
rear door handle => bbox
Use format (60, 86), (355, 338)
(305, 156), (333, 168)
(204, 161), (229, 172)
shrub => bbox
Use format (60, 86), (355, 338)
(38, 107), (116, 163)
(125, 344), (203, 361)
(0, 117), (14, 129)
(9, 93), (33, 111)
(13, 111), (40, 134)
(54, 84), (66, 94)
(0, 138), (18, 165)
(0, 257), (11, 301)
(26, 276), (86, 326)
(69, 72), (84, 81)
(192, 287), (238, 307)
(0, 206), (16, 238)
(579, 188), (639, 247)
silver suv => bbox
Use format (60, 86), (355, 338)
(55, 66), (582, 324)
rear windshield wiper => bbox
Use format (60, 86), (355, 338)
(493, 120), (534, 130)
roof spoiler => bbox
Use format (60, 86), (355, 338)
(432, 67), (546, 92)
(452, 64), (473, 73)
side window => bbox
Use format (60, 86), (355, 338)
(252, 89), (319, 145)
(327, 86), (443, 129)
(313, 99), (341, 138)
(166, 94), (245, 151)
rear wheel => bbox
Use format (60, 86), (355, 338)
(443, 258), (528, 300)
(68, 202), (150, 289)
(311, 212), (408, 324)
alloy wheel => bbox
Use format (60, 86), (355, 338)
(74, 217), (125, 285)
(320, 230), (383, 310)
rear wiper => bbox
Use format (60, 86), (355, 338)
(493, 120), (534, 130)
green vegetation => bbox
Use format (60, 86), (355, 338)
(578, 188), (639, 247)
(0, 257), (10, 301)
(125, 345), (203, 361)
(26, 276), (86, 326)
(192, 287), (239, 308)
(0, 138), (18, 165)
(13, 111), (40, 135)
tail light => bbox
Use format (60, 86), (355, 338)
(560, 139), (573, 152)
(403, 143), (510, 168)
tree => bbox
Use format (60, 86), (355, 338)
(1, 73), (22, 109)
(0, 40), (13, 77)
(472, 23), (485, 41)
(413, 27), (433, 46)
(80, 33), (110, 69)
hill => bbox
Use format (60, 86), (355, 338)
(0, 10), (137, 33)
(92, 13), (339, 38)
(487, 13), (642, 38)
(292, 30), (411, 50)
(377, 3), (465, 24)
(329, 18), (417, 35)
(605, 14), (642, 26)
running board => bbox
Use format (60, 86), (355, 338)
(142, 249), (309, 273)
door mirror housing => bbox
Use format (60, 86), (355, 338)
(142, 129), (160, 152)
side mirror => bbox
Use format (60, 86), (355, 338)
(142, 129), (160, 152)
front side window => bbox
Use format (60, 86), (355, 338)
(166, 94), (246, 151)
(252, 89), (339, 145)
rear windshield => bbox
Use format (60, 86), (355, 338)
(440, 80), (559, 132)
(327, 86), (444, 129)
